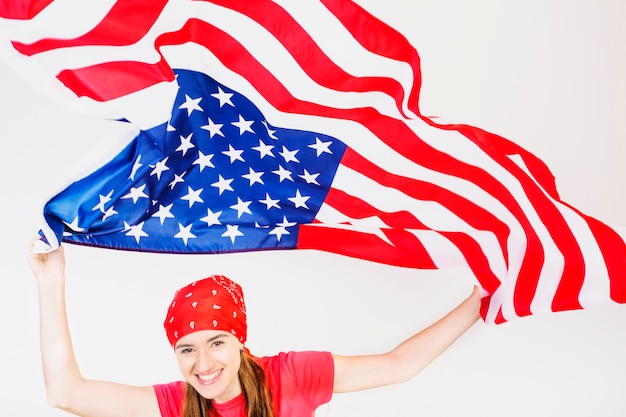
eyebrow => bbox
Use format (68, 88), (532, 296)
(175, 333), (229, 350)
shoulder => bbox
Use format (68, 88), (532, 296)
(255, 351), (334, 388)
(153, 381), (185, 417)
(255, 351), (334, 411)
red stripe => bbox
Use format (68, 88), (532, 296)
(56, 57), (174, 102)
(443, 122), (560, 199)
(297, 224), (437, 269)
(208, 0), (410, 117)
(11, 0), (168, 56)
(0, 0), (53, 19)
(323, 187), (428, 229)
(320, 0), (422, 116)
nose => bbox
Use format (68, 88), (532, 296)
(196, 348), (216, 372)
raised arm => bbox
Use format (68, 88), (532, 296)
(27, 239), (161, 417)
(332, 285), (481, 393)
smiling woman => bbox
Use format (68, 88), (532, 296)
(27, 239), (480, 417)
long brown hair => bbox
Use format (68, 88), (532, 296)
(182, 351), (276, 417)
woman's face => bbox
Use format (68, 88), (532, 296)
(175, 329), (243, 403)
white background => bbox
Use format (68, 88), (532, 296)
(1, 1), (625, 416)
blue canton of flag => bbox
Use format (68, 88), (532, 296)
(43, 69), (346, 254)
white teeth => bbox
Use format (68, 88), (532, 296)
(198, 370), (220, 382)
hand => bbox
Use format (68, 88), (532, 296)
(468, 284), (484, 321)
(27, 237), (66, 283)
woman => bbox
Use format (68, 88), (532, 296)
(28, 239), (481, 417)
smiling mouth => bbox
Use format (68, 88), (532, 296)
(197, 369), (222, 384)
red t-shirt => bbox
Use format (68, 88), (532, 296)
(154, 351), (334, 417)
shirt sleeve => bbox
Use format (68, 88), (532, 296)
(153, 381), (185, 417)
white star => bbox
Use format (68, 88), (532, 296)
(176, 133), (195, 156)
(309, 137), (333, 156)
(175, 223), (196, 245)
(152, 204), (175, 225)
(178, 94), (203, 116)
(92, 190), (113, 213)
(169, 172), (185, 189)
(102, 206), (118, 221)
(232, 115), (254, 135)
(242, 167), (264, 186)
(259, 193), (280, 210)
(230, 197), (252, 219)
(150, 157), (169, 180)
(129, 155), (143, 180)
(288, 189), (310, 209)
(252, 140), (275, 159)
(121, 184), (149, 204)
(268, 226), (289, 242)
(268, 225), (287, 241)
(181, 186), (204, 208)
(211, 175), (234, 195)
(125, 221), (148, 243)
(64, 216), (85, 232)
(277, 216), (297, 228)
(268, 216), (297, 242)
(299, 169), (320, 185)
(222, 224), (243, 243)
(200, 208), (222, 227)
(346, 216), (392, 245)
(201, 117), (224, 138)
(271, 165), (293, 182)
(222, 144), (245, 163)
(262, 120), (278, 139)
(211, 86), (234, 107)
(279, 145), (299, 163)
(193, 151), (215, 172)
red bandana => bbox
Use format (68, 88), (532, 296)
(164, 275), (247, 348)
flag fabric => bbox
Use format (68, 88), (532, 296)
(2, 0), (625, 325)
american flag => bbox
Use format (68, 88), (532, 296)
(2, 0), (625, 324)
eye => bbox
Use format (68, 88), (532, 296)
(211, 340), (224, 348)
(178, 347), (194, 354)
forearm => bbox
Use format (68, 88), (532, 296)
(389, 287), (481, 382)
(29, 243), (160, 417)
(333, 287), (481, 392)
(37, 277), (85, 410)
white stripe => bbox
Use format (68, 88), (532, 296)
(560, 206), (613, 309)
(0, 0), (117, 43)
(275, 0), (417, 117)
